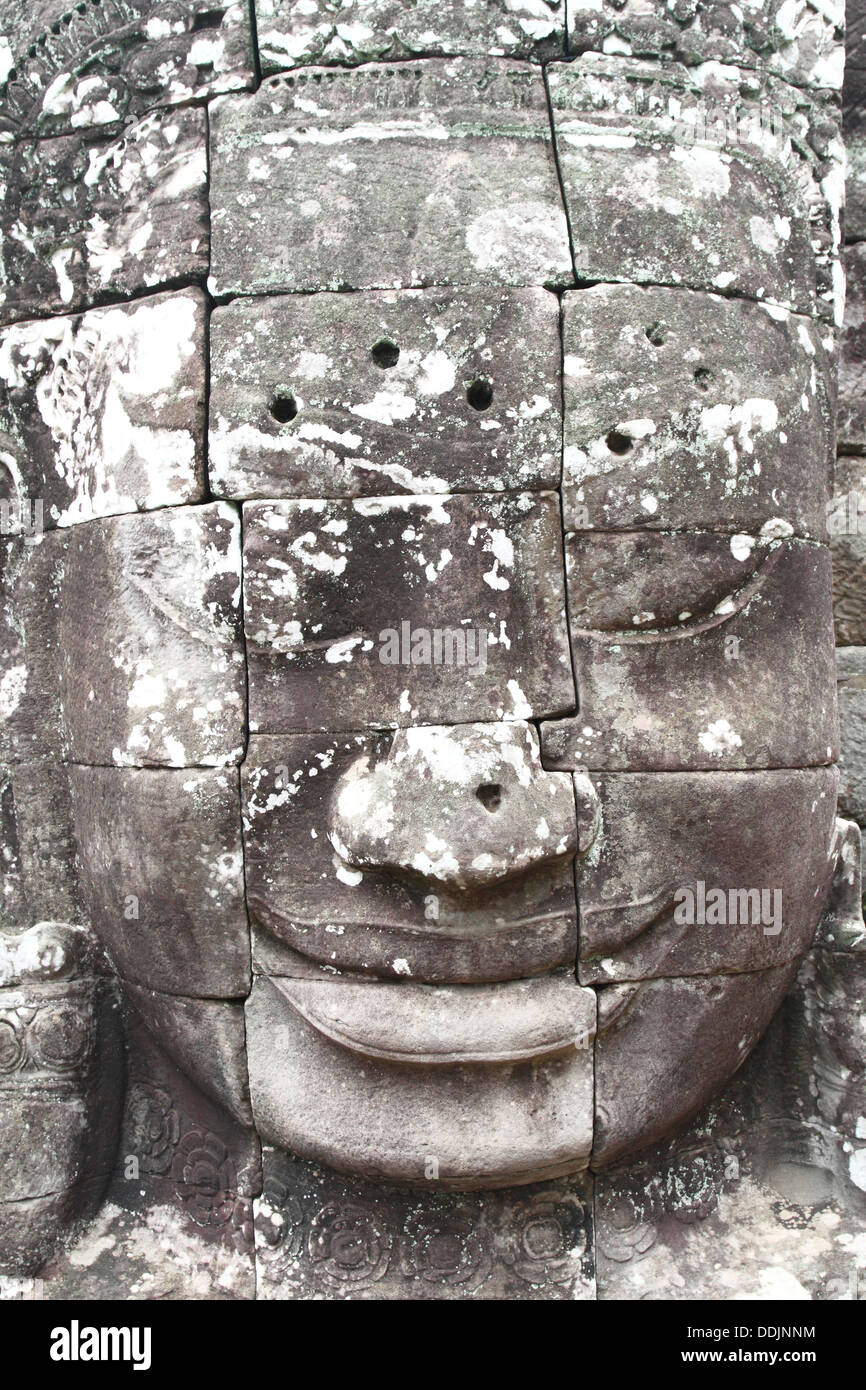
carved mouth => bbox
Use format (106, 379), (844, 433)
(269, 974), (594, 1065)
(250, 896), (577, 983)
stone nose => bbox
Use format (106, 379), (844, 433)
(328, 723), (581, 892)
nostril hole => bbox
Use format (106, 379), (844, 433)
(270, 389), (298, 423)
(467, 377), (493, 411)
(476, 783), (502, 812)
(371, 337), (400, 369)
(694, 366), (713, 392)
(606, 430), (633, 455)
(645, 321), (666, 347)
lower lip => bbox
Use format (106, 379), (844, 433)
(269, 972), (595, 1065)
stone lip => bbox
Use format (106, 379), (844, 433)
(246, 974), (595, 1188)
(271, 975), (593, 1066)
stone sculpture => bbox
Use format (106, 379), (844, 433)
(0, 0), (862, 1299)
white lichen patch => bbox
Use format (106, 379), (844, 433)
(698, 718), (744, 757)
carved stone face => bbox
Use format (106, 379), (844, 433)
(0, 2), (845, 1200)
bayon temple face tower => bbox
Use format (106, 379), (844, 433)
(0, 0), (863, 1300)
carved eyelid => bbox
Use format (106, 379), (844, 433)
(572, 543), (785, 645)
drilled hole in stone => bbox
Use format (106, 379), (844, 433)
(606, 430), (633, 455)
(371, 338), (400, 369)
(270, 390), (298, 423)
(694, 366), (713, 392)
(467, 378), (493, 411)
(645, 321), (666, 347)
(476, 783), (502, 812)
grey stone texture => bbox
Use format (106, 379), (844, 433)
(0, 107), (209, 326)
(69, 765), (250, 998)
(838, 647), (866, 824)
(578, 769), (839, 984)
(208, 59), (573, 296)
(254, 1149), (594, 1299)
(0, 923), (123, 1274)
(543, 535), (839, 771)
(566, 0), (844, 92)
(834, 0), (866, 885)
(845, 1), (866, 238)
(0, 0), (857, 1302)
(0, 0), (254, 139)
(123, 985), (253, 1125)
(245, 972), (596, 1187)
(242, 725), (580, 984)
(0, 760), (82, 929)
(838, 242), (866, 451)
(243, 492), (574, 732)
(594, 960), (801, 1169)
(830, 457), (866, 645)
(0, 289), (206, 530)
(253, 0), (566, 73)
(3, 503), (246, 767)
(209, 287), (562, 499)
(252, 0), (844, 93)
(562, 284), (834, 537)
(548, 55), (842, 323)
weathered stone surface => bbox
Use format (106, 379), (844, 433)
(69, 765), (249, 998)
(0, 0), (852, 1292)
(846, 131), (866, 241)
(542, 535), (838, 771)
(93, 999), (261, 1281)
(845, 6), (866, 238)
(209, 287), (562, 499)
(845, 130), (866, 240)
(255, 1149), (594, 1299)
(593, 960), (800, 1169)
(593, 923), (864, 1299)
(0, 107), (208, 326)
(253, 0), (565, 73)
(830, 458), (866, 643)
(568, 0), (844, 92)
(124, 984), (252, 1126)
(838, 242), (866, 451)
(838, 647), (866, 827)
(0, 0), (253, 139)
(762, 948), (866, 1202)
(577, 769), (838, 984)
(548, 56), (840, 321)
(57, 503), (246, 766)
(814, 816), (865, 950)
(846, 0), (866, 121)
(244, 492), (573, 732)
(209, 59), (572, 297)
(246, 972), (595, 1187)
(38, 1199), (255, 1299)
(242, 726), (580, 983)
(0, 533), (66, 762)
(561, 284), (833, 537)
(0, 923), (123, 1273)
(594, 1111), (866, 1301)
(0, 760), (81, 930)
(0, 289), (205, 530)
